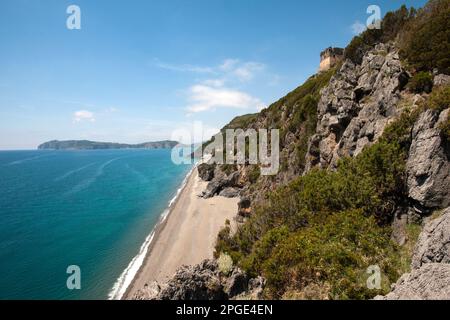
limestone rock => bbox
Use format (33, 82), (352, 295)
(406, 108), (450, 209)
(412, 207), (450, 269)
(224, 268), (248, 297)
(202, 171), (242, 198)
(132, 259), (265, 300)
(219, 187), (240, 198)
(434, 74), (450, 87)
(375, 263), (450, 300)
(305, 43), (409, 171)
(198, 163), (215, 181)
(132, 281), (161, 300)
(158, 260), (226, 300)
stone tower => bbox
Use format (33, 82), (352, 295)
(319, 47), (344, 72)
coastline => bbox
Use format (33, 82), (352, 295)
(111, 163), (239, 300)
(108, 164), (196, 300)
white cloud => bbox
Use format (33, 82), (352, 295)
(73, 110), (95, 123)
(186, 84), (264, 113)
(233, 62), (265, 82)
(219, 59), (240, 71)
(154, 58), (269, 114)
(155, 58), (266, 82)
(153, 59), (215, 74)
(351, 21), (367, 35)
(201, 79), (225, 87)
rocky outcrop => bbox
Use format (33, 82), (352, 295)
(434, 74), (450, 87)
(305, 43), (409, 171)
(198, 163), (215, 181)
(412, 207), (450, 269)
(376, 263), (450, 300)
(132, 259), (264, 300)
(377, 207), (450, 300)
(219, 187), (240, 198)
(202, 171), (242, 199)
(406, 108), (450, 209)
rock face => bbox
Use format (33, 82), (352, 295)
(377, 207), (450, 300)
(434, 74), (450, 87)
(412, 207), (450, 269)
(132, 259), (264, 300)
(305, 43), (409, 171)
(406, 108), (450, 209)
(198, 163), (215, 181)
(219, 187), (240, 198)
(202, 171), (242, 199)
(376, 264), (450, 300)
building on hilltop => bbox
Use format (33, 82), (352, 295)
(319, 47), (344, 72)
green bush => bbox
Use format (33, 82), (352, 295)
(344, 5), (415, 64)
(259, 210), (400, 299)
(215, 116), (411, 298)
(408, 72), (433, 93)
(248, 165), (261, 183)
(399, 0), (450, 74)
(428, 85), (450, 112)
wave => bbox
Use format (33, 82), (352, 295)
(64, 157), (123, 196)
(108, 163), (197, 300)
(54, 163), (96, 182)
(124, 163), (149, 185)
(6, 153), (51, 166)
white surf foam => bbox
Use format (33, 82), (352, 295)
(108, 162), (198, 300)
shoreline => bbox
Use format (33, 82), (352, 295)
(121, 164), (238, 300)
(108, 164), (197, 300)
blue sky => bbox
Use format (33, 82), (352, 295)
(0, 0), (427, 149)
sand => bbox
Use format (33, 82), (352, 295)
(123, 167), (239, 299)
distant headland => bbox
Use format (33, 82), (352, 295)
(37, 140), (179, 150)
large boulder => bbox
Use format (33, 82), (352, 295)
(377, 207), (450, 300)
(434, 74), (450, 87)
(412, 207), (450, 269)
(132, 259), (265, 300)
(202, 171), (242, 198)
(219, 187), (240, 198)
(198, 163), (215, 181)
(158, 260), (226, 300)
(375, 263), (450, 300)
(406, 108), (450, 209)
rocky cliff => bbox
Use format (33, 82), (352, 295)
(133, 0), (450, 300)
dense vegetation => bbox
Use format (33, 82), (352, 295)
(210, 0), (449, 300)
(399, 0), (450, 74)
(215, 82), (449, 299)
(262, 67), (337, 172)
(407, 71), (433, 93)
(345, 0), (450, 75)
(216, 129), (409, 299)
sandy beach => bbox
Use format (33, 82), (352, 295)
(123, 167), (239, 299)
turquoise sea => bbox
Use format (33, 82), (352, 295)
(0, 149), (193, 300)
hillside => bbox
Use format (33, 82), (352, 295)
(37, 140), (179, 150)
(134, 0), (450, 300)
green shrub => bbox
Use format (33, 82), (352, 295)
(428, 85), (450, 112)
(408, 72), (433, 93)
(215, 116), (411, 298)
(248, 165), (261, 183)
(260, 210), (400, 299)
(344, 5), (415, 64)
(399, 0), (450, 74)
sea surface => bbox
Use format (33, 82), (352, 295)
(0, 149), (193, 299)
